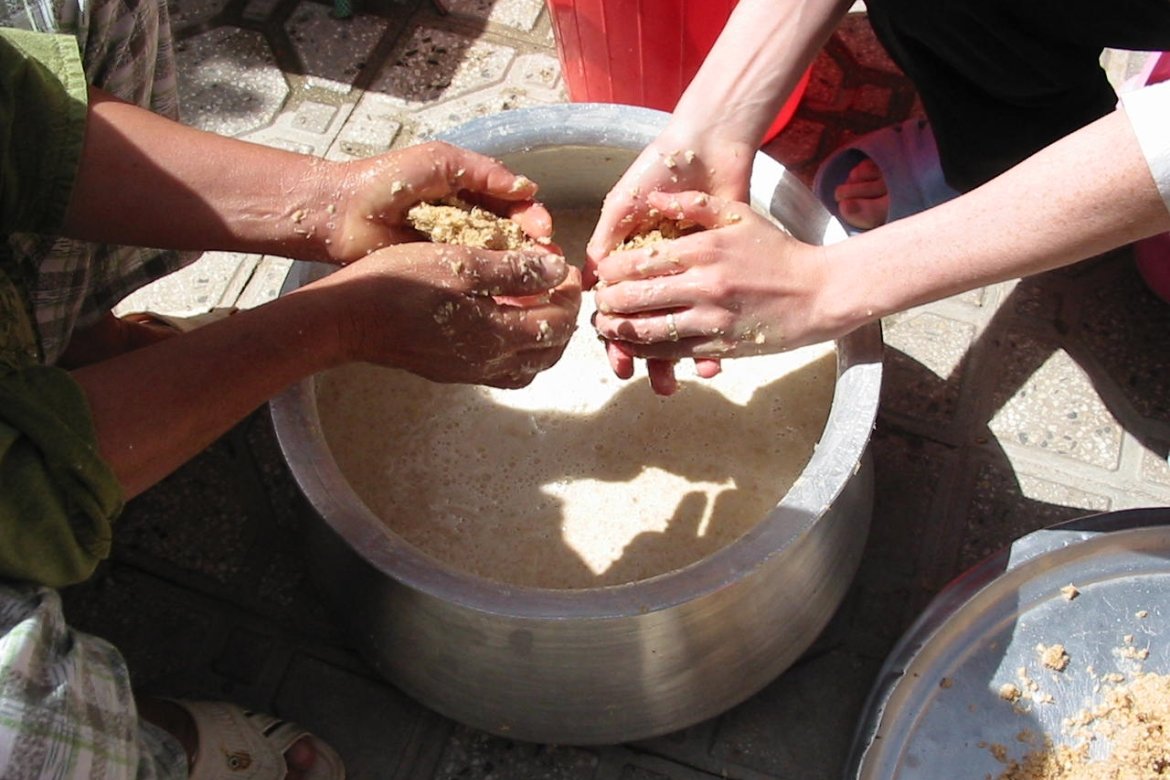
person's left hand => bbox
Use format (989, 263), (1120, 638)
(324, 141), (552, 263)
(585, 130), (755, 394)
(313, 241), (581, 388)
(592, 190), (845, 366)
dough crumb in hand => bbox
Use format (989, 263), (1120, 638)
(407, 197), (540, 250)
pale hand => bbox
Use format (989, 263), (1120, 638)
(586, 129), (756, 394)
(592, 190), (843, 362)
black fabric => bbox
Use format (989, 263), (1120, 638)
(864, 0), (1170, 191)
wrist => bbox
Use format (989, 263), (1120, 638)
(276, 281), (354, 368)
(663, 104), (763, 154)
(815, 241), (889, 337)
(257, 156), (346, 263)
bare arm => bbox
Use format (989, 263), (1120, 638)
(820, 107), (1170, 330)
(53, 89), (580, 497)
(74, 247), (579, 498)
(591, 0), (851, 246)
(63, 89), (337, 260)
(63, 89), (552, 264)
(668, 0), (852, 154)
(593, 106), (1170, 358)
(587, 0), (851, 393)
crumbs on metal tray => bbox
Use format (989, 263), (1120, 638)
(981, 609), (1168, 780)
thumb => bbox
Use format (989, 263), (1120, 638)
(465, 249), (570, 298)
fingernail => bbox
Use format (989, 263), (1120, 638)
(535, 252), (568, 283)
(510, 175), (535, 192)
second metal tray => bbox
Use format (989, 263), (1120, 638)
(848, 507), (1170, 778)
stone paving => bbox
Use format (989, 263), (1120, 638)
(60, 1), (1170, 778)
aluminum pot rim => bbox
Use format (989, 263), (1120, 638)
(270, 103), (883, 620)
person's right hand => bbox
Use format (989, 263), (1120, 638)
(309, 242), (581, 388)
(584, 128), (756, 394)
(592, 190), (845, 359)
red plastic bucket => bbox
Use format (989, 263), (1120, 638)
(547, 0), (810, 143)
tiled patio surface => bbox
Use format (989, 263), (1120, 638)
(62, 1), (1170, 778)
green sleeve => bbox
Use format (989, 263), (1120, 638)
(0, 29), (120, 586)
(0, 28), (88, 234)
(0, 362), (124, 587)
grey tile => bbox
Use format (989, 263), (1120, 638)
(329, 90), (404, 158)
(287, 2), (391, 92)
(957, 459), (1112, 571)
(176, 27), (290, 136)
(1141, 442), (1170, 488)
(61, 569), (223, 688)
(434, 728), (602, 779)
(709, 650), (881, 779)
(440, 0), (545, 32)
(373, 26), (512, 104)
(235, 257), (295, 309)
(1007, 275), (1061, 324)
(1076, 258), (1170, 427)
(114, 252), (258, 316)
(244, 99), (356, 155)
(404, 66), (566, 141)
(594, 748), (718, 780)
(986, 333), (1123, 470)
(1101, 48), (1161, 90)
(880, 313), (975, 428)
(168, 0), (232, 33)
(111, 437), (261, 585)
(275, 653), (436, 777)
(242, 0), (284, 23)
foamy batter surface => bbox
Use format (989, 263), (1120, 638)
(315, 208), (837, 589)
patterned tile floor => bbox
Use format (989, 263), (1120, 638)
(65, 1), (1170, 778)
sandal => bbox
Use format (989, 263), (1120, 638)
(812, 118), (960, 234)
(122, 307), (239, 334)
(175, 700), (345, 779)
(58, 308), (240, 368)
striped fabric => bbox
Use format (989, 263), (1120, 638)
(1, 0), (198, 365)
(0, 583), (187, 779)
(1, 0), (198, 771)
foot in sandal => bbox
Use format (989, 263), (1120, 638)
(812, 118), (960, 235)
(138, 698), (344, 779)
(832, 157), (892, 231)
(58, 308), (237, 368)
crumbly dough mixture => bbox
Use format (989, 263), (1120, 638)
(407, 197), (532, 250)
(986, 623), (1169, 780)
(1039, 644), (1070, 672)
(995, 671), (1170, 779)
(616, 216), (700, 250)
(315, 206), (837, 589)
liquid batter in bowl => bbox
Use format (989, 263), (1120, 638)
(314, 207), (837, 589)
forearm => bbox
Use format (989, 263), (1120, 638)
(670, 0), (852, 145)
(820, 108), (1170, 330)
(72, 287), (344, 498)
(62, 88), (338, 261)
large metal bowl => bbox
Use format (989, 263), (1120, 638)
(270, 103), (883, 745)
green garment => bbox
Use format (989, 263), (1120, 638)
(0, 28), (124, 587)
(0, 30), (89, 234)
